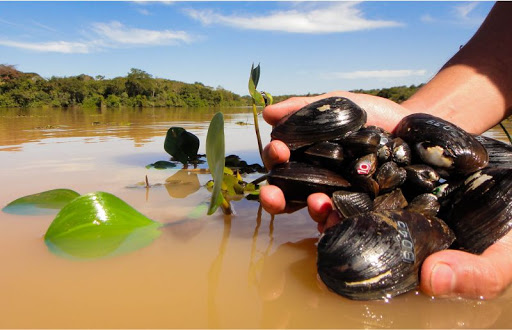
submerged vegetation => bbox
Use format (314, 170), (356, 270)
(0, 64), (424, 109)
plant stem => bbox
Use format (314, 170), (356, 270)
(252, 101), (267, 172)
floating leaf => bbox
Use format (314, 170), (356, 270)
(3, 189), (80, 215)
(44, 191), (162, 260)
(206, 112), (230, 215)
(164, 127), (200, 164)
(146, 160), (177, 169)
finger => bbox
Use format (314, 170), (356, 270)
(262, 140), (290, 170)
(420, 232), (512, 299)
(323, 212), (342, 233)
(307, 193), (333, 224)
(263, 94), (338, 126)
(259, 185), (287, 214)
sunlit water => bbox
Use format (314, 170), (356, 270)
(0, 107), (511, 328)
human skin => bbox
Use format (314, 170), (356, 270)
(259, 2), (512, 299)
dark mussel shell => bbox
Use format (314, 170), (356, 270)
(317, 210), (455, 300)
(391, 138), (412, 166)
(332, 190), (373, 218)
(271, 97), (367, 151)
(442, 167), (512, 254)
(267, 161), (351, 202)
(341, 128), (382, 158)
(402, 164), (441, 197)
(373, 189), (408, 212)
(474, 135), (512, 169)
(303, 141), (344, 171)
(395, 113), (488, 175)
(375, 161), (407, 193)
(406, 193), (440, 218)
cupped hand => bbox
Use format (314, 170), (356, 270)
(259, 90), (512, 299)
(260, 90), (408, 216)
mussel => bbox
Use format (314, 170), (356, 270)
(317, 209), (455, 300)
(440, 167), (512, 253)
(271, 97), (367, 151)
(395, 113), (488, 175)
(266, 161), (351, 202)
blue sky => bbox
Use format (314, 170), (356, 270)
(0, 1), (495, 96)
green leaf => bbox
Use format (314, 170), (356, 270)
(3, 189), (80, 215)
(248, 64), (265, 107)
(44, 191), (162, 260)
(146, 160), (177, 169)
(261, 91), (274, 106)
(250, 63), (260, 89)
(206, 112), (228, 215)
(164, 127), (200, 164)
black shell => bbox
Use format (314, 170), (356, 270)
(271, 97), (367, 151)
(375, 161), (407, 193)
(442, 167), (512, 254)
(395, 113), (488, 175)
(303, 141), (344, 171)
(332, 191), (373, 218)
(266, 161), (351, 202)
(317, 210), (455, 300)
(474, 135), (512, 169)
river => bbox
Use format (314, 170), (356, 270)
(0, 106), (511, 328)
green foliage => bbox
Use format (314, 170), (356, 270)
(2, 189), (80, 215)
(0, 65), (251, 109)
(206, 112), (229, 215)
(44, 191), (162, 260)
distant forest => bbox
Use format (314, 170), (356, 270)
(0, 64), (422, 109)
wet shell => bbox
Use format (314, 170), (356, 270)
(267, 161), (351, 202)
(474, 135), (512, 169)
(332, 191), (373, 218)
(271, 97), (367, 151)
(373, 189), (408, 212)
(303, 141), (344, 171)
(317, 210), (455, 300)
(391, 138), (412, 166)
(442, 167), (512, 254)
(341, 128), (382, 158)
(375, 161), (407, 193)
(406, 193), (440, 218)
(395, 113), (488, 175)
(402, 164), (441, 197)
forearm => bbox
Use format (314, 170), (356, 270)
(401, 2), (512, 134)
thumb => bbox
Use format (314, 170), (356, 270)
(420, 232), (512, 299)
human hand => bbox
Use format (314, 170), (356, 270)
(259, 90), (408, 215)
(259, 90), (512, 299)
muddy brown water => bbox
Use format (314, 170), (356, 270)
(0, 107), (511, 328)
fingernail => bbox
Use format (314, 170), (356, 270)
(430, 262), (456, 296)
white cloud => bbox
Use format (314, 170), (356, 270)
(0, 21), (193, 53)
(0, 39), (92, 53)
(91, 21), (192, 45)
(454, 2), (479, 20)
(185, 2), (403, 34)
(324, 69), (427, 79)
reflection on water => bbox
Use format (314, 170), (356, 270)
(0, 107), (511, 328)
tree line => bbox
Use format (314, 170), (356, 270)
(0, 64), (422, 109)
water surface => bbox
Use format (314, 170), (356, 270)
(1, 107), (511, 328)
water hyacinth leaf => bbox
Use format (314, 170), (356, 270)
(146, 160), (176, 169)
(164, 127), (200, 164)
(3, 189), (80, 215)
(44, 191), (162, 259)
(206, 112), (228, 215)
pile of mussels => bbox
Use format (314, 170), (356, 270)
(267, 97), (512, 300)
